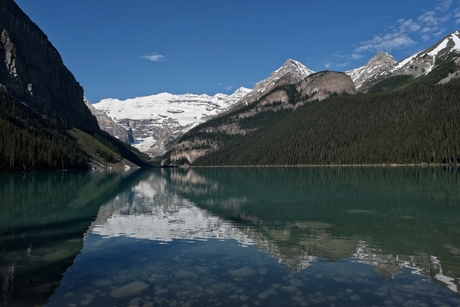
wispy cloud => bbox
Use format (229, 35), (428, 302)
(352, 0), (454, 58)
(218, 83), (235, 91)
(355, 33), (416, 54)
(141, 53), (165, 62)
(436, 0), (452, 12)
(454, 8), (460, 24)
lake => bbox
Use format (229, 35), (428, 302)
(1, 167), (460, 307)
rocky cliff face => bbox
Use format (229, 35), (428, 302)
(297, 71), (356, 101)
(0, 0), (99, 132)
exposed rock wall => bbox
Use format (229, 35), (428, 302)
(297, 71), (356, 102)
(0, 0), (99, 132)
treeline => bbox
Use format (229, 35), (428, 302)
(0, 90), (152, 172)
(192, 78), (460, 166)
(0, 91), (88, 172)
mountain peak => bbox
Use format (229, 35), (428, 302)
(231, 87), (252, 98)
(346, 52), (396, 91)
(367, 52), (395, 65)
(427, 30), (460, 57)
(253, 59), (314, 93)
(275, 58), (315, 79)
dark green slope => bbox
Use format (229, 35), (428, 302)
(192, 79), (460, 166)
(0, 90), (152, 172)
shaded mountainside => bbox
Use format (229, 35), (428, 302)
(0, 90), (152, 172)
(0, 0), (152, 171)
(0, 0), (98, 132)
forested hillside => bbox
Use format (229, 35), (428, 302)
(190, 79), (460, 166)
(0, 90), (151, 172)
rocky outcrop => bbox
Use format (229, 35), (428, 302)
(0, 0), (99, 132)
(297, 71), (356, 102)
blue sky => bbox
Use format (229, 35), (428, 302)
(14, 0), (460, 102)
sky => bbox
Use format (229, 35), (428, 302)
(13, 0), (460, 102)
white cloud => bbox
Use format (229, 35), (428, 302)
(352, 0), (453, 58)
(141, 53), (165, 62)
(355, 33), (416, 54)
(398, 19), (421, 33)
(436, 0), (452, 12)
(418, 11), (438, 26)
(455, 8), (460, 23)
(219, 83), (235, 91)
(337, 62), (350, 68)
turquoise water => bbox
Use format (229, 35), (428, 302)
(1, 167), (460, 306)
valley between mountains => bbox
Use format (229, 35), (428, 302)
(91, 31), (460, 167)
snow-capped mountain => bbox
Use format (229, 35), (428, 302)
(92, 87), (251, 157)
(349, 31), (460, 91)
(346, 52), (396, 91)
(390, 30), (460, 76)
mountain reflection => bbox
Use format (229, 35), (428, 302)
(0, 169), (148, 307)
(89, 167), (460, 294)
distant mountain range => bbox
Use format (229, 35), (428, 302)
(92, 87), (251, 157)
(91, 30), (460, 163)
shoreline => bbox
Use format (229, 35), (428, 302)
(178, 163), (460, 169)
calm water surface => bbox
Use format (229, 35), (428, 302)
(1, 167), (460, 307)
